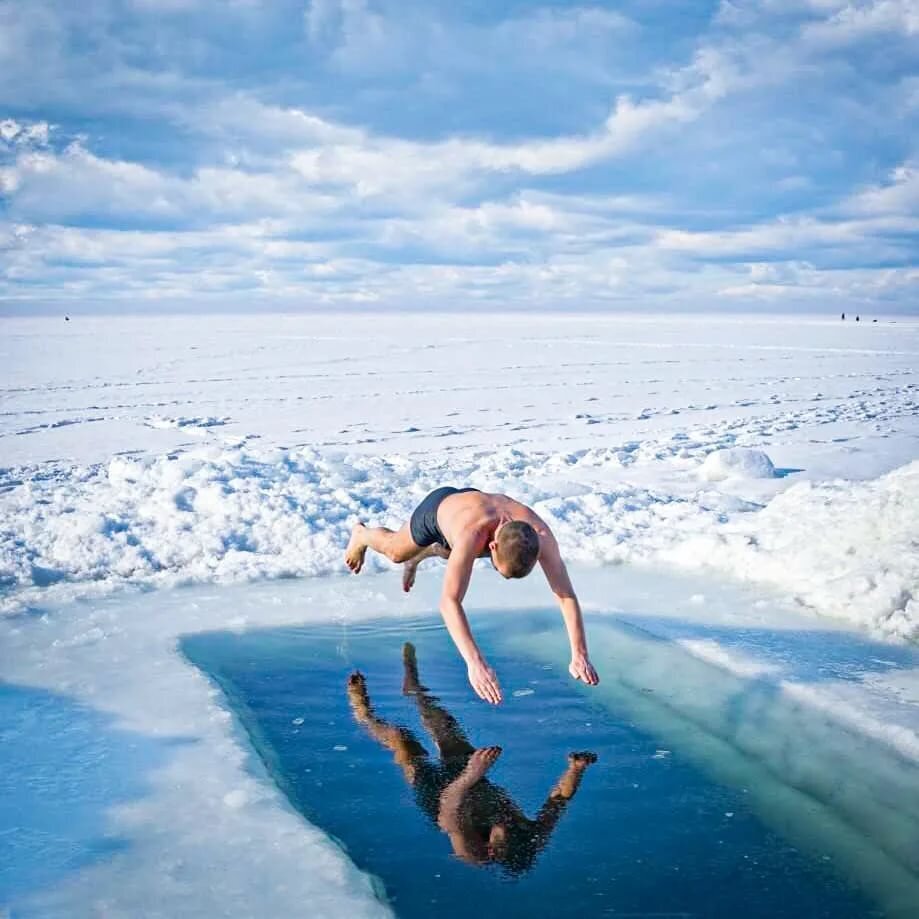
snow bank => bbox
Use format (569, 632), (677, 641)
(0, 446), (420, 612)
(0, 442), (720, 614)
(665, 461), (919, 640)
(699, 448), (776, 482)
(144, 414), (230, 432)
(2, 443), (917, 639)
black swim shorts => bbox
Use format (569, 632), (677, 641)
(409, 487), (479, 549)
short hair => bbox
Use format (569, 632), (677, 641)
(495, 521), (540, 578)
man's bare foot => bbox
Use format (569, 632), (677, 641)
(345, 523), (368, 573)
(568, 751), (598, 770)
(346, 670), (370, 714)
(402, 642), (428, 694)
(402, 559), (418, 593)
(463, 745), (502, 783)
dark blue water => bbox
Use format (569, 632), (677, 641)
(181, 614), (884, 918)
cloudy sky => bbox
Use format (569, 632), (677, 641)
(1, 0), (917, 313)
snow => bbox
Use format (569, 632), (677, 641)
(2, 313), (918, 636)
(1, 311), (918, 915)
(664, 460), (919, 639)
(699, 447), (776, 481)
(3, 436), (916, 638)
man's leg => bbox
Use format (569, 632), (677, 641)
(345, 521), (422, 573)
(347, 671), (427, 783)
(403, 643), (476, 760)
(402, 543), (449, 592)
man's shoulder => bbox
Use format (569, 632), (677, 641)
(445, 512), (491, 547)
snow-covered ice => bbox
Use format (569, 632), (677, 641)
(3, 313), (916, 635)
(1, 312), (918, 915)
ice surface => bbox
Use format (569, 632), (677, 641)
(0, 682), (171, 904)
(1, 312), (918, 914)
(1, 568), (917, 916)
(0, 579), (394, 918)
(2, 313), (918, 636)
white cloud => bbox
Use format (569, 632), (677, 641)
(843, 161), (919, 215)
(5, 209), (915, 311)
(718, 262), (919, 303)
(303, 0), (405, 74)
(801, 0), (919, 45)
(368, 193), (658, 265)
(0, 117), (51, 147)
(118, 69), (725, 213)
(656, 212), (919, 261)
(128, 0), (208, 9)
(280, 63), (723, 195)
(653, 158), (919, 261)
(0, 118), (20, 141)
(0, 141), (343, 224)
(303, 1), (635, 80)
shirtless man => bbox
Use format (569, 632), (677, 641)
(344, 486), (599, 704)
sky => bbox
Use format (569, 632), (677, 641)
(0, 0), (917, 314)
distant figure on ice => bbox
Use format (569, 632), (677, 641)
(344, 486), (599, 702)
(347, 643), (597, 873)
(856, 315), (860, 322)
(841, 312), (845, 320)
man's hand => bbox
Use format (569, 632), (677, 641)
(569, 654), (599, 686)
(467, 659), (503, 704)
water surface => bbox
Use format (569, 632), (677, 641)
(181, 611), (910, 917)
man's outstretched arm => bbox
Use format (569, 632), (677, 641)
(537, 531), (599, 686)
(440, 540), (503, 704)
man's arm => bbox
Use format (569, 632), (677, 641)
(440, 538), (503, 704)
(537, 530), (599, 686)
(437, 748), (501, 863)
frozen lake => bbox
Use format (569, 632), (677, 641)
(3, 313), (916, 474)
(2, 313), (917, 636)
(1, 312), (917, 916)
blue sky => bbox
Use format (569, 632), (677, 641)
(1, 0), (917, 313)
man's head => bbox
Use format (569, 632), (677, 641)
(490, 520), (540, 579)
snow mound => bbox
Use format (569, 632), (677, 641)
(667, 461), (919, 640)
(145, 415), (230, 431)
(700, 448), (776, 482)
(1, 443), (916, 641)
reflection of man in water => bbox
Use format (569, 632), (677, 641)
(347, 643), (597, 875)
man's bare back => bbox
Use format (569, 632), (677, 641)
(343, 486), (599, 704)
(438, 490), (541, 557)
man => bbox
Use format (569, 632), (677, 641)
(344, 486), (600, 704)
